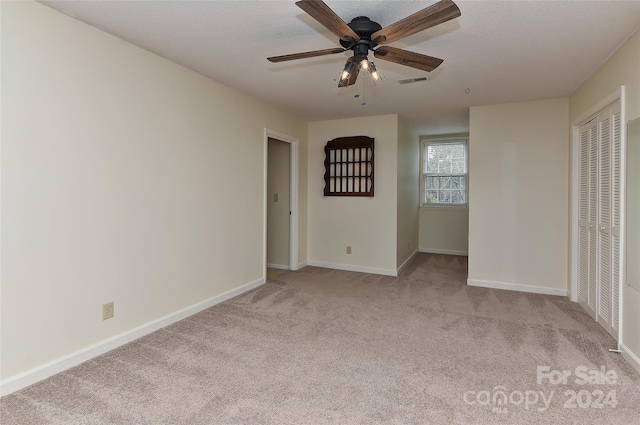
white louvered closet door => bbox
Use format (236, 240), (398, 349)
(597, 110), (612, 329)
(577, 119), (597, 317)
(588, 122), (599, 315)
(577, 102), (621, 339)
(610, 103), (622, 335)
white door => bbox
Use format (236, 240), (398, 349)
(609, 103), (622, 336)
(597, 109), (612, 329)
(578, 118), (597, 317)
(576, 102), (622, 339)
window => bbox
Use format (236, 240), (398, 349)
(421, 137), (468, 206)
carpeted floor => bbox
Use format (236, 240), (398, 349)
(266, 267), (287, 279)
(1, 253), (639, 424)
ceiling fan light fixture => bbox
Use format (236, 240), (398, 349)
(368, 61), (385, 87)
(336, 59), (357, 87)
(342, 60), (355, 78)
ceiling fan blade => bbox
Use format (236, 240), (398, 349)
(268, 47), (346, 63)
(372, 0), (461, 45)
(374, 46), (443, 72)
(296, 0), (360, 43)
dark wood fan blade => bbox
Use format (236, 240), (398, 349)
(296, 0), (360, 43)
(268, 47), (345, 63)
(373, 46), (443, 72)
(338, 58), (360, 87)
(372, 0), (460, 45)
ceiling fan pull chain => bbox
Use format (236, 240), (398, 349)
(361, 80), (367, 107)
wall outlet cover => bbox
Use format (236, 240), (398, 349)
(102, 302), (114, 320)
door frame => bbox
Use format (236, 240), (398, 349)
(264, 128), (299, 273)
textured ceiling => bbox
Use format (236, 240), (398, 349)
(41, 0), (640, 134)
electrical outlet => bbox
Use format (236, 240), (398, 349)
(346, 246), (352, 255)
(102, 301), (114, 320)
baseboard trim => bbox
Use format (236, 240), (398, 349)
(620, 343), (640, 376)
(467, 279), (567, 297)
(296, 261), (307, 270)
(419, 248), (468, 256)
(267, 263), (289, 270)
(397, 249), (419, 274)
(307, 260), (397, 277)
(0, 277), (266, 397)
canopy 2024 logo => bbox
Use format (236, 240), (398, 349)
(463, 365), (618, 414)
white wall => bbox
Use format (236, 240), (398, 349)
(396, 118), (419, 268)
(569, 29), (640, 366)
(419, 208), (469, 255)
(468, 98), (569, 294)
(1, 1), (307, 385)
(267, 139), (290, 268)
(307, 115), (398, 275)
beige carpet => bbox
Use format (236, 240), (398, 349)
(2, 253), (639, 424)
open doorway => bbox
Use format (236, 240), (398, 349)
(264, 129), (299, 280)
(267, 138), (290, 277)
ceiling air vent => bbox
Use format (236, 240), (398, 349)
(398, 76), (429, 85)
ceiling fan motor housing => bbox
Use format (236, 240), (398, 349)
(340, 16), (383, 59)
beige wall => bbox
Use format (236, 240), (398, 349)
(468, 98), (569, 293)
(307, 115), (398, 275)
(267, 139), (291, 268)
(1, 1), (307, 381)
(396, 118), (419, 268)
(419, 208), (469, 255)
(569, 29), (640, 364)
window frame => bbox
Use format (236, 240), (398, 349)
(420, 134), (469, 208)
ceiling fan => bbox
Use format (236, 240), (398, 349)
(267, 0), (461, 87)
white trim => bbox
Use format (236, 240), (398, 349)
(572, 87), (623, 127)
(397, 249), (419, 274)
(419, 248), (468, 256)
(263, 138), (269, 277)
(307, 260), (397, 277)
(420, 205), (468, 211)
(617, 89), (626, 349)
(297, 261), (308, 269)
(264, 129), (300, 275)
(267, 263), (289, 270)
(0, 277), (266, 396)
(289, 141), (300, 271)
(620, 343), (640, 376)
(467, 279), (567, 297)
(569, 115), (581, 303)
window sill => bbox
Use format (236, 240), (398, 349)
(420, 205), (468, 211)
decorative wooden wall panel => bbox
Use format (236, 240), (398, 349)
(323, 136), (374, 196)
